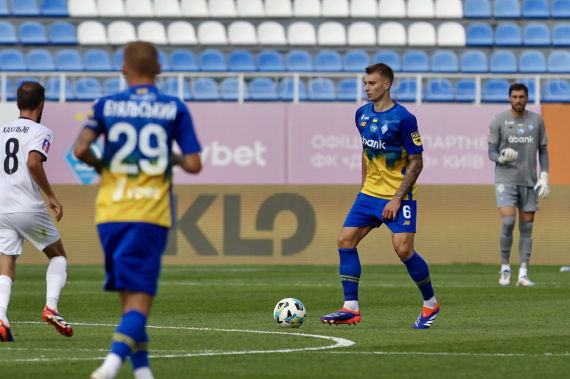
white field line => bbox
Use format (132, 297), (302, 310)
(321, 351), (570, 357)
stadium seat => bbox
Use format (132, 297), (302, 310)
(519, 50), (547, 73)
(126, 0), (154, 17)
(0, 21), (17, 44)
(162, 77), (192, 101)
(171, 50), (198, 71)
(108, 21), (137, 45)
(257, 22), (287, 45)
(495, 23), (522, 46)
(315, 50), (342, 72)
(373, 50), (401, 72)
(78, 21), (108, 45)
(455, 79), (476, 102)
(288, 22), (317, 45)
(228, 21), (258, 45)
(378, 22), (406, 46)
(168, 21), (197, 45)
(294, 0), (321, 16)
(12, 0), (40, 16)
(158, 50), (170, 71)
(518, 78), (537, 102)
(407, 0), (435, 18)
(265, 0), (292, 17)
(437, 22), (466, 46)
(103, 77), (124, 96)
(318, 22), (347, 46)
(466, 23), (493, 46)
(0, 78), (16, 101)
(544, 80), (570, 102)
(249, 78), (279, 101)
(461, 50), (488, 72)
(27, 49), (55, 71)
(19, 21), (48, 45)
(113, 50), (123, 71)
(522, 0), (549, 18)
(350, 0), (378, 17)
(484, 79), (510, 102)
(463, 0), (492, 18)
(552, 0), (570, 17)
(309, 78), (336, 101)
(49, 22), (77, 45)
(0, 0), (8, 16)
(98, 0), (126, 16)
(426, 79), (453, 102)
(286, 50), (313, 71)
(278, 78), (308, 101)
(154, 0), (182, 17)
(198, 21), (228, 45)
(403, 50), (429, 72)
(348, 22), (376, 45)
(192, 78), (220, 101)
(220, 77), (250, 101)
(396, 79), (422, 102)
(68, 0), (98, 16)
(435, 0), (463, 18)
(548, 51), (570, 73)
(181, 0), (209, 17)
(0, 49), (26, 71)
(494, 0), (521, 18)
(552, 23), (570, 46)
(344, 50), (370, 72)
(379, 0), (406, 17)
(431, 50), (458, 73)
(524, 23), (551, 46)
(199, 49), (227, 71)
(257, 50), (285, 71)
(228, 50), (256, 71)
(41, 0), (68, 16)
(210, 0), (237, 17)
(337, 78), (366, 101)
(237, 0), (265, 17)
(56, 49), (83, 71)
(138, 22), (168, 45)
(84, 50), (112, 71)
(490, 50), (517, 73)
(408, 22), (436, 46)
(322, 0), (349, 17)
(75, 78), (102, 101)
(45, 77), (75, 101)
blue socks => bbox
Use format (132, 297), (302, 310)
(130, 330), (150, 370)
(339, 248), (361, 301)
(402, 252), (434, 301)
(110, 310), (147, 361)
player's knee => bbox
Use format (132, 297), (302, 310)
(519, 221), (533, 237)
(501, 216), (516, 234)
(395, 248), (413, 261)
(337, 235), (356, 249)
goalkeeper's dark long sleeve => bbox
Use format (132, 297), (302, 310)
(488, 143), (501, 163)
(538, 145), (549, 172)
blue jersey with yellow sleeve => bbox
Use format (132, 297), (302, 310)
(83, 85), (201, 228)
(356, 102), (423, 200)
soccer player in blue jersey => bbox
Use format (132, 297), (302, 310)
(73, 42), (202, 379)
(320, 63), (439, 329)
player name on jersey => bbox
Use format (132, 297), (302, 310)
(103, 100), (177, 120)
(2, 126), (30, 133)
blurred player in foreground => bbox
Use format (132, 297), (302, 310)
(74, 41), (202, 379)
(320, 64), (439, 329)
(0, 82), (73, 342)
(488, 83), (549, 286)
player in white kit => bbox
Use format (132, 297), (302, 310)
(0, 82), (73, 341)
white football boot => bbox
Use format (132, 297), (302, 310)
(499, 270), (511, 286)
(516, 275), (536, 286)
(90, 367), (112, 379)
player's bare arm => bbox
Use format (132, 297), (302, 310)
(382, 152), (423, 221)
(73, 128), (102, 174)
(27, 151), (63, 222)
(172, 152), (202, 174)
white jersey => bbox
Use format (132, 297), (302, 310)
(0, 118), (54, 213)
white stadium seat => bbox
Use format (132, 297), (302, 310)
(407, 0), (435, 18)
(98, 0), (125, 17)
(108, 21), (137, 45)
(435, 0), (463, 18)
(379, 0), (406, 18)
(257, 21), (287, 45)
(210, 0), (237, 17)
(318, 22), (347, 45)
(293, 0), (321, 17)
(408, 22), (436, 45)
(198, 21), (228, 45)
(265, 0), (292, 17)
(237, 0), (265, 17)
(288, 22), (317, 45)
(437, 22), (465, 46)
(69, 0), (98, 17)
(348, 22), (376, 45)
(228, 21), (258, 45)
(154, 0), (182, 17)
(138, 21), (168, 44)
(350, 0), (378, 18)
(78, 21), (108, 45)
(322, 0), (349, 17)
(181, 0), (209, 17)
(167, 21), (197, 45)
(126, 0), (155, 17)
(378, 22), (406, 45)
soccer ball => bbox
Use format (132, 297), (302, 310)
(273, 298), (306, 328)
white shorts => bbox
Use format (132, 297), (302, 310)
(0, 212), (60, 257)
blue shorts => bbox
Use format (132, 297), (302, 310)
(343, 192), (417, 233)
(97, 222), (168, 296)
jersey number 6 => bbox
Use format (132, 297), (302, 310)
(403, 205), (411, 219)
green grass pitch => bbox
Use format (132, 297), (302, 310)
(1, 264), (569, 379)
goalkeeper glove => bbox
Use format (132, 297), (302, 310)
(534, 172), (550, 199)
(498, 148), (518, 164)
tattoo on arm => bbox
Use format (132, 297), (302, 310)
(394, 153), (423, 200)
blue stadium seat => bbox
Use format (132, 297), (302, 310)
(0, 0), (8, 16)
(552, 0), (570, 17)
(41, 0), (68, 16)
(484, 79), (510, 102)
(49, 22), (77, 45)
(455, 79), (476, 102)
(544, 80), (570, 102)
(27, 49), (55, 71)
(192, 78), (220, 101)
(519, 50), (547, 73)
(0, 21), (17, 44)
(220, 78), (250, 101)
(316, 50), (342, 72)
(518, 78), (538, 102)
(158, 50), (170, 72)
(464, 0), (492, 18)
(524, 23), (551, 46)
(0, 78), (16, 101)
(103, 78), (123, 97)
(15, 77), (40, 89)
(249, 78), (278, 101)
(45, 77), (75, 101)
(20, 21), (48, 45)
(490, 50), (517, 73)
(56, 50), (83, 71)
(494, 0), (521, 18)
(228, 50), (256, 72)
(199, 50), (227, 72)
(171, 50), (198, 71)
(431, 50), (458, 73)
(0, 49), (26, 71)
(286, 50), (313, 72)
(466, 23), (493, 46)
(84, 50), (112, 71)
(396, 79), (422, 102)
(257, 50), (285, 72)
(523, 0), (549, 18)
(495, 23), (522, 46)
(278, 78), (308, 101)
(12, 0), (40, 16)
(309, 78), (336, 101)
(337, 78), (367, 102)
(344, 50), (370, 72)
(552, 23), (570, 46)
(161, 78), (192, 101)
(113, 50), (123, 71)
(461, 50), (488, 72)
(426, 79), (454, 102)
(75, 78), (102, 101)
(373, 51), (401, 72)
(549, 51), (570, 73)
(403, 50), (429, 72)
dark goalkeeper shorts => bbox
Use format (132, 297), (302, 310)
(495, 183), (539, 212)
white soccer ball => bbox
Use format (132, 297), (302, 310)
(273, 298), (306, 328)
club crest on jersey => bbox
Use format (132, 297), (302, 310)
(42, 139), (50, 153)
(518, 127), (524, 134)
(411, 132), (422, 146)
(528, 124), (534, 131)
(381, 122), (389, 134)
(370, 124), (378, 132)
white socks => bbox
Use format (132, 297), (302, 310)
(134, 367), (155, 379)
(0, 275), (12, 326)
(343, 300), (359, 312)
(519, 267), (528, 278)
(501, 264), (511, 272)
(46, 256), (67, 311)
(423, 296), (437, 309)
(100, 353), (123, 379)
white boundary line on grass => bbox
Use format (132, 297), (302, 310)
(321, 351), (570, 357)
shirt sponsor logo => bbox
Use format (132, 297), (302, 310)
(528, 124), (534, 131)
(411, 132), (422, 146)
(361, 136), (386, 150)
(42, 139), (50, 153)
(360, 115), (369, 120)
(508, 135), (535, 143)
(518, 127), (525, 134)
(103, 100), (177, 120)
(381, 122), (388, 134)
(2, 126), (29, 133)
(370, 124), (378, 132)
